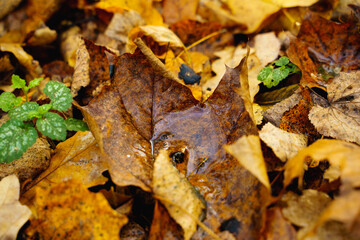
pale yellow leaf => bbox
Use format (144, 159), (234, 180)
(224, 135), (270, 189)
(253, 32), (281, 67)
(281, 189), (331, 228)
(259, 122), (308, 162)
(0, 175), (31, 240)
(152, 150), (206, 240)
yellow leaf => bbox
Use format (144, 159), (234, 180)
(27, 179), (128, 239)
(152, 150), (206, 240)
(284, 139), (360, 189)
(0, 175), (31, 240)
(127, 25), (184, 53)
(96, 0), (163, 25)
(224, 135), (270, 189)
(259, 122), (308, 162)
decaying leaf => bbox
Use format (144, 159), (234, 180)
(0, 0), (22, 19)
(281, 189), (331, 228)
(27, 180), (128, 239)
(78, 40), (267, 238)
(309, 70), (360, 145)
(198, 0), (318, 33)
(263, 208), (296, 240)
(263, 88), (302, 126)
(21, 131), (108, 207)
(303, 190), (360, 240)
(283, 139), (360, 189)
(162, 0), (199, 25)
(253, 32), (281, 67)
(225, 135), (270, 189)
(149, 201), (184, 240)
(0, 175), (31, 240)
(152, 150), (205, 240)
(127, 25), (184, 53)
(259, 122), (308, 162)
(287, 11), (360, 86)
(95, 0), (163, 25)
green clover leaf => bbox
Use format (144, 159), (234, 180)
(36, 112), (67, 141)
(0, 119), (38, 163)
(43, 81), (72, 111)
(65, 118), (89, 131)
(0, 92), (22, 112)
(9, 102), (39, 121)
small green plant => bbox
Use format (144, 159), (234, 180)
(257, 56), (300, 88)
(0, 75), (89, 163)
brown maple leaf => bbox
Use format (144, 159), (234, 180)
(77, 40), (267, 239)
(287, 11), (360, 86)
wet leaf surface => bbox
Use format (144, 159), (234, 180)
(79, 41), (267, 238)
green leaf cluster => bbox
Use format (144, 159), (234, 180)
(0, 75), (89, 163)
(257, 56), (300, 88)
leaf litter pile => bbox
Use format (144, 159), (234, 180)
(0, 0), (360, 239)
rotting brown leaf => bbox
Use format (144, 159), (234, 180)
(287, 11), (360, 87)
(78, 40), (267, 239)
(309, 70), (360, 145)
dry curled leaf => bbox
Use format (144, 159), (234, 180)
(309, 70), (360, 145)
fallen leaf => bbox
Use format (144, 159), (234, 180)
(253, 32), (281, 67)
(263, 208), (296, 240)
(0, 0), (22, 19)
(26, 25), (57, 46)
(100, 11), (145, 52)
(120, 221), (147, 240)
(127, 25), (184, 54)
(287, 11), (360, 86)
(152, 150), (205, 240)
(95, 0), (163, 25)
(162, 0), (199, 25)
(79, 42), (267, 238)
(263, 88), (302, 126)
(0, 43), (41, 78)
(198, 0), (318, 33)
(224, 135), (270, 189)
(72, 38), (114, 101)
(27, 179), (128, 239)
(149, 201), (184, 240)
(304, 191), (360, 240)
(21, 131), (109, 207)
(259, 122), (308, 162)
(281, 189), (331, 227)
(309, 70), (360, 145)
(0, 175), (31, 240)
(60, 26), (82, 67)
(255, 84), (299, 105)
(283, 139), (360, 189)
